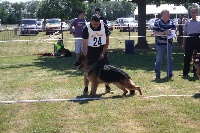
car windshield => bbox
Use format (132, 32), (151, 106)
(123, 19), (137, 23)
(46, 19), (60, 24)
(37, 21), (42, 25)
(22, 20), (36, 24)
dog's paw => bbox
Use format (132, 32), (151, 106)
(122, 92), (127, 96)
(129, 90), (135, 95)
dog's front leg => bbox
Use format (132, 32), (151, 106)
(90, 83), (98, 97)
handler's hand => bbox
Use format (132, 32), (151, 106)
(163, 29), (171, 35)
(99, 53), (104, 60)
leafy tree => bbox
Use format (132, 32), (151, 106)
(85, 1), (135, 21)
(10, 3), (23, 24)
(0, 2), (10, 24)
(25, 1), (40, 18)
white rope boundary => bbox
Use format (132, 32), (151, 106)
(0, 98), (101, 104)
(0, 94), (198, 104)
(0, 35), (198, 43)
(144, 94), (193, 98)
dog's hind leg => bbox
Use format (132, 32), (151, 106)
(90, 83), (98, 97)
(114, 83), (128, 96)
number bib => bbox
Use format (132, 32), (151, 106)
(87, 22), (106, 47)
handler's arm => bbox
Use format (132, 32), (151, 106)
(154, 30), (171, 36)
(82, 39), (88, 56)
(102, 36), (109, 54)
(99, 36), (109, 60)
(182, 23), (187, 50)
(182, 32), (186, 50)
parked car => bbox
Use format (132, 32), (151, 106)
(45, 18), (61, 35)
(146, 18), (157, 30)
(37, 19), (45, 32)
(107, 21), (113, 31)
(20, 19), (39, 35)
(119, 18), (138, 32)
(114, 18), (123, 29)
(61, 22), (69, 31)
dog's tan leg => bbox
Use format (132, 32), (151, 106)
(114, 83), (128, 96)
(134, 86), (142, 95)
(124, 79), (142, 95)
(90, 83), (98, 97)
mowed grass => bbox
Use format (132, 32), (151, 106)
(0, 29), (200, 133)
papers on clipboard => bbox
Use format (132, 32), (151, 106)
(168, 30), (176, 39)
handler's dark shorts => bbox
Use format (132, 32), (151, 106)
(87, 45), (109, 66)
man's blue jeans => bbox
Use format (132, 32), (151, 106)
(155, 45), (173, 77)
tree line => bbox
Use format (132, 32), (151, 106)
(0, 0), (199, 25)
(0, 0), (136, 24)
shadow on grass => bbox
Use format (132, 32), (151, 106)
(180, 75), (199, 81)
(192, 92), (200, 99)
(150, 77), (173, 83)
(0, 64), (34, 69)
(33, 53), (83, 76)
(108, 46), (184, 72)
(33, 46), (185, 77)
(71, 93), (136, 104)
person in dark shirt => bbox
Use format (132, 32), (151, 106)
(81, 14), (114, 95)
(181, 8), (200, 77)
(95, 8), (107, 25)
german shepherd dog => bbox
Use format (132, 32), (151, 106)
(74, 54), (142, 97)
(193, 49), (200, 79)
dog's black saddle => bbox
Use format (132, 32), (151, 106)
(88, 62), (131, 83)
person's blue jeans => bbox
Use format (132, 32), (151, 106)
(155, 45), (173, 77)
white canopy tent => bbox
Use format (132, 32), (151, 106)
(134, 4), (188, 18)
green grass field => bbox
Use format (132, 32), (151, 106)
(0, 29), (200, 133)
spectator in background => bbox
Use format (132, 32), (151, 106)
(69, 10), (86, 60)
(95, 8), (107, 25)
(54, 38), (72, 57)
(54, 38), (65, 56)
(153, 9), (176, 79)
(182, 15), (188, 25)
(181, 8), (200, 77)
(156, 14), (161, 21)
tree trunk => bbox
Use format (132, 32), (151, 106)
(135, 0), (149, 49)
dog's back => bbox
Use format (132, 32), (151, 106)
(98, 65), (131, 83)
